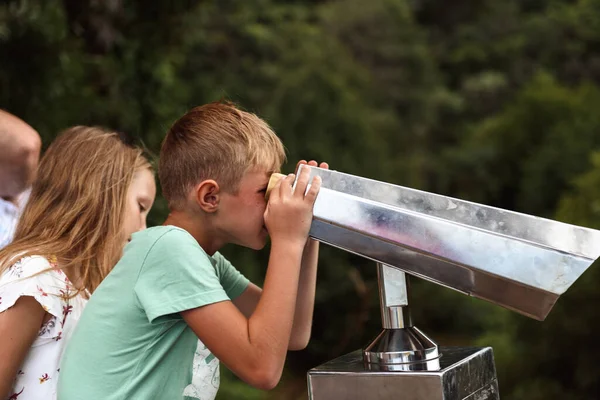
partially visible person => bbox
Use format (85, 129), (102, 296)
(0, 126), (156, 400)
(0, 110), (41, 249)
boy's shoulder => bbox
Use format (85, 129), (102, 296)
(131, 225), (195, 247)
(126, 225), (205, 261)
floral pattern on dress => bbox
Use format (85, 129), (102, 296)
(0, 255), (87, 400)
(38, 319), (56, 337)
(8, 261), (24, 278)
(7, 387), (24, 399)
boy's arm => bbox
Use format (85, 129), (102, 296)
(288, 238), (319, 349)
(233, 161), (327, 350)
(232, 238), (319, 351)
(287, 161), (326, 347)
(182, 241), (303, 390)
(181, 169), (321, 390)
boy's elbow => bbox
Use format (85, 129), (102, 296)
(253, 377), (280, 391)
(247, 367), (282, 391)
(288, 338), (309, 351)
(288, 331), (311, 351)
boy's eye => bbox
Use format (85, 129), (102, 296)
(138, 203), (147, 212)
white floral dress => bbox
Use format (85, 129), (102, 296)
(0, 256), (87, 400)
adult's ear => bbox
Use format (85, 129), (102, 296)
(194, 180), (220, 213)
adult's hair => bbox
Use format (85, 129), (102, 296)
(159, 101), (286, 210)
(0, 126), (151, 293)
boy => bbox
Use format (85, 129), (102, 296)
(58, 102), (326, 399)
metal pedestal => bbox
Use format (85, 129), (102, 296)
(307, 347), (499, 400)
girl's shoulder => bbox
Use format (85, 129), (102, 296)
(0, 255), (73, 319)
(1, 254), (61, 281)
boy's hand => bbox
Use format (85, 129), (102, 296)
(264, 167), (321, 247)
(295, 159), (329, 173)
(296, 160), (328, 247)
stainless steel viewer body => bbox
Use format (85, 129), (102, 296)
(297, 165), (600, 400)
(301, 165), (600, 321)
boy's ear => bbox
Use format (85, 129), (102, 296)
(195, 180), (220, 213)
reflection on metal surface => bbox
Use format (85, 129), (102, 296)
(308, 347), (499, 400)
(363, 328), (440, 369)
(367, 263), (440, 369)
(297, 165), (600, 320)
(377, 264), (411, 329)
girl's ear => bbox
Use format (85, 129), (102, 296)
(194, 180), (220, 213)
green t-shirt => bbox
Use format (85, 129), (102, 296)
(57, 226), (250, 400)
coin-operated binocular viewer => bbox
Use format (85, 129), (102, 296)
(268, 165), (600, 400)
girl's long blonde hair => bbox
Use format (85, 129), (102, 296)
(0, 126), (151, 293)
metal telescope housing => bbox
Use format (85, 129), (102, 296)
(297, 164), (600, 321)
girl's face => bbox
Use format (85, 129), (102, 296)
(122, 168), (156, 242)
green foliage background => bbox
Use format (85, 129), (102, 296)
(2, 1), (600, 398)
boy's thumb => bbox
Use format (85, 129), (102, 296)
(265, 173), (286, 201)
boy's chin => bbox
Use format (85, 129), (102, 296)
(235, 231), (269, 250)
(247, 239), (268, 250)
(245, 234), (268, 250)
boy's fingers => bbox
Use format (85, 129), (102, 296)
(270, 179), (283, 202)
(319, 162), (329, 169)
(294, 167), (311, 198)
(279, 173), (295, 197)
(265, 173), (286, 201)
(307, 160), (318, 167)
(304, 176), (321, 204)
(295, 160), (307, 172)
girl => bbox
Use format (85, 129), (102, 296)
(0, 126), (156, 400)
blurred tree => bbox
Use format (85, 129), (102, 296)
(479, 152), (600, 400)
(321, 0), (447, 189)
(443, 72), (600, 215)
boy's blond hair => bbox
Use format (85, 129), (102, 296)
(0, 126), (152, 294)
(159, 101), (286, 210)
